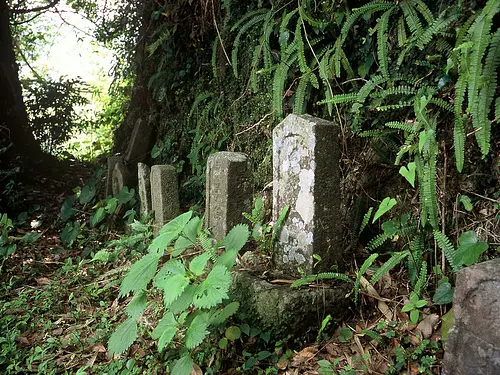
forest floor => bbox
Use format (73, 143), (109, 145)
(0, 161), (445, 375)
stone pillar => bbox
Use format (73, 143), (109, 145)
(443, 259), (500, 375)
(138, 163), (152, 217)
(206, 152), (252, 242)
(150, 165), (180, 234)
(273, 114), (341, 276)
(106, 155), (121, 197)
(112, 157), (133, 196)
(125, 118), (153, 163)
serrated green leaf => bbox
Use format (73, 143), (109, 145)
(156, 274), (190, 306)
(108, 317), (138, 356)
(193, 265), (231, 308)
(224, 224), (250, 252)
(120, 253), (160, 297)
(169, 284), (196, 314)
(454, 230), (489, 267)
(216, 248), (239, 271)
(372, 197), (397, 223)
(172, 354), (194, 375)
(182, 216), (201, 242)
(154, 259), (185, 285)
(209, 301), (240, 326)
(172, 236), (195, 257)
(399, 162), (416, 188)
(189, 252), (210, 276)
(126, 291), (147, 319)
(159, 211), (193, 235)
(152, 312), (177, 351)
(433, 282), (454, 305)
(149, 231), (178, 256)
(186, 314), (209, 348)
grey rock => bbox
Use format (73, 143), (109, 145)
(205, 152), (252, 241)
(105, 156), (121, 197)
(273, 114), (341, 275)
(112, 157), (133, 196)
(443, 258), (500, 375)
(150, 165), (180, 235)
(137, 163), (152, 217)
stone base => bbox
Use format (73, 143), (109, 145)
(230, 271), (351, 338)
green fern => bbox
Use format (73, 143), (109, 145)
(377, 9), (392, 78)
(370, 250), (410, 284)
(359, 207), (374, 234)
(413, 261), (427, 296)
(366, 232), (393, 251)
(291, 272), (353, 288)
(384, 121), (415, 132)
(354, 253), (378, 303)
(434, 230), (459, 272)
(397, 16), (407, 46)
(294, 72), (311, 114)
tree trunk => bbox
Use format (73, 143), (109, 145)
(0, 0), (44, 162)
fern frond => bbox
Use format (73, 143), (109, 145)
(359, 129), (396, 137)
(375, 86), (417, 99)
(456, 14), (476, 47)
(366, 232), (393, 251)
(309, 72), (319, 89)
(401, 2), (423, 35)
(423, 150), (439, 229)
(370, 250), (410, 284)
(212, 36), (219, 79)
(291, 272), (353, 288)
(376, 102), (413, 111)
(294, 72), (311, 114)
(475, 28), (500, 157)
(318, 93), (357, 105)
(359, 207), (374, 234)
(354, 253), (378, 303)
(230, 8), (268, 32)
(198, 230), (217, 262)
(272, 64), (288, 118)
(384, 121), (415, 132)
(280, 9), (299, 57)
(408, 235), (424, 285)
(361, 329), (384, 344)
(377, 9), (392, 78)
(295, 19), (309, 74)
(454, 60), (467, 172)
(416, 14), (458, 50)
(435, 39), (453, 56)
(232, 12), (268, 78)
(412, 0), (435, 25)
(340, 49), (355, 79)
(189, 93), (213, 118)
(413, 261), (427, 297)
(397, 16), (407, 46)
(434, 230), (459, 272)
(430, 98), (453, 113)
(299, 3), (329, 28)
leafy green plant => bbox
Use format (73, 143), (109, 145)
(108, 211), (250, 375)
(0, 214), (16, 262)
(401, 291), (427, 325)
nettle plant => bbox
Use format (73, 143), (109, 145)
(108, 211), (250, 375)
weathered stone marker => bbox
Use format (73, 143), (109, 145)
(106, 155), (122, 197)
(125, 118), (153, 163)
(273, 114), (341, 275)
(112, 157), (133, 196)
(443, 259), (500, 375)
(206, 152), (252, 241)
(150, 165), (180, 234)
(137, 163), (152, 217)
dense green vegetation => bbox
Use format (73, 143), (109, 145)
(0, 0), (499, 374)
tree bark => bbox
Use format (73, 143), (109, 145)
(0, 0), (44, 162)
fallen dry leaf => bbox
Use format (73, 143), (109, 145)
(191, 363), (203, 375)
(416, 313), (440, 339)
(36, 277), (51, 285)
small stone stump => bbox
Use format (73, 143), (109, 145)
(125, 118), (153, 163)
(138, 163), (152, 217)
(205, 152), (252, 241)
(112, 157), (133, 196)
(443, 258), (500, 375)
(150, 165), (180, 235)
(273, 114), (341, 275)
(106, 155), (121, 197)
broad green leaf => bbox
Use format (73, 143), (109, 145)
(21, 232), (40, 244)
(399, 162), (416, 188)
(171, 354), (194, 375)
(91, 249), (110, 263)
(209, 301), (240, 326)
(0, 244), (16, 258)
(116, 187), (135, 205)
(126, 291), (147, 319)
(61, 221), (80, 246)
(240, 323), (250, 336)
(154, 259), (185, 284)
(152, 312), (177, 351)
(60, 196), (76, 221)
(105, 198), (118, 214)
(151, 144), (162, 159)
(189, 252), (210, 276)
(159, 211), (193, 236)
(149, 231), (179, 256)
(441, 308), (454, 342)
(454, 230), (488, 267)
(173, 236), (195, 257)
(156, 274), (190, 307)
(433, 282), (454, 305)
(79, 184), (96, 204)
(182, 216), (201, 242)
(218, 337), (228, 349)
(169, 284), (196, 314)
(91, 207), (106, 227)
(186, 313), (209, 348)
(459, 195), (473, 211)
(225, 326), (241, 341)
(372, 197), (397, 223)
(193, 265), (231, 308)
(120, 253), (160, 297)
(339, 327), (352, 342)
(410, 310), (419, 324)
(257, 351), (272, 360)
(418, 129), (434, 152)
(216, 248), (239, 271)
(223, 224), (250, 252)
(108, 317), (138, 356)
